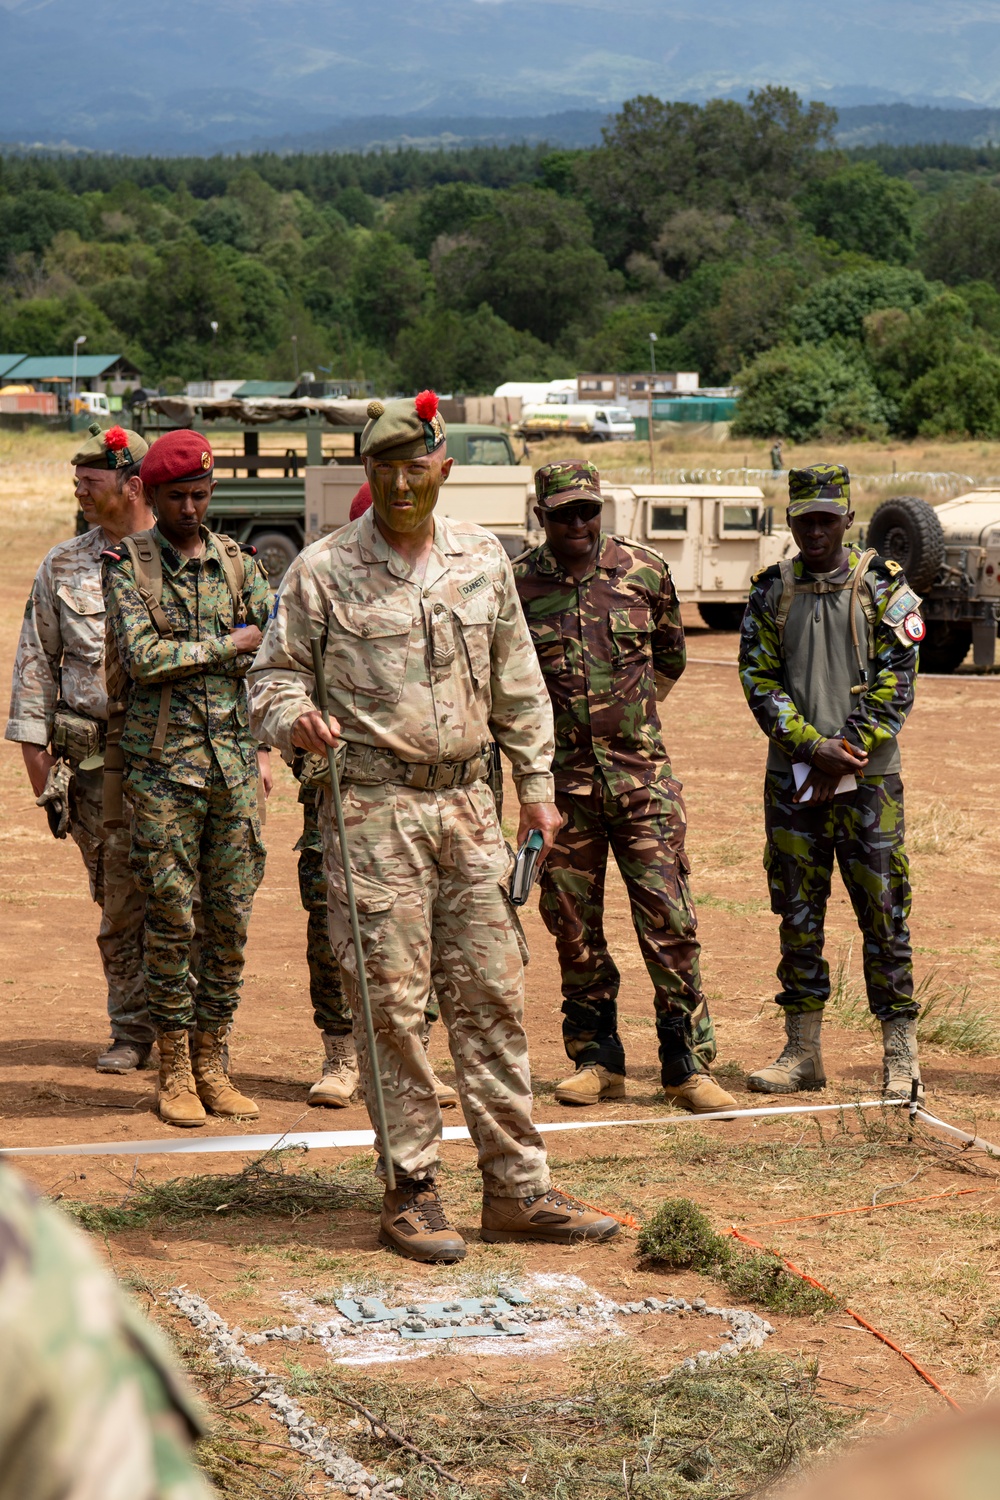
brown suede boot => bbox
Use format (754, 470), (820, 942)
(191, 1025), (259, 1119)
(155, 1030), (206, 1128)
(308, 1033), (360, 1107)
(481, 1188), (620, 1244)
(420, 1021), (459, 1109)
(662, 1073), (738, 1115)
(554, 1063), (626, 1106)
(379, 1178), (467, 1263)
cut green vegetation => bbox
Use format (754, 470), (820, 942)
(64, 1148), (381, 1234)
(636, 1199), (839, 1317)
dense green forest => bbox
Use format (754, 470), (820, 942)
(7, 87), (1000, 438)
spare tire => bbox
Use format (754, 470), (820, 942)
(698, 602), (746, 631)
(867, 495), (945, 592)
(919, 621), (971, 674)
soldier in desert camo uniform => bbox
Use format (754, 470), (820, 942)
(514, 460), (736, 1114)
(5, 422), (158, 1074)
(739, 462), (925, 1099)
(250, 391), (620, 1263)
(0, 1160), (211, 1500)
(102, 428), (272, 1128)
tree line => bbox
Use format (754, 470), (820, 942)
(6, 88), (1000, 437)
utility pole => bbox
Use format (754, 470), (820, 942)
(209, 320), (219, 383)
(291, 333), (299, 383)
(71, 333), (87, 419)
(648, 332), (658, 484)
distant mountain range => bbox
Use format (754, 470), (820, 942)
(5, 0), (1000, 156)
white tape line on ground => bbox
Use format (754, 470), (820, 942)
(0, 1098), (906, 1160)
(915, 1107), (1000, 1156)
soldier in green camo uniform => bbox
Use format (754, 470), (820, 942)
(0, 1160), (211, 1500)
(102, 429), (272, 1128)
(739, 462), (926, 1099)
(295, 777), (457, 1108)
(514, 460), (737, 1114)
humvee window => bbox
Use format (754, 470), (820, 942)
(722, 505), (760, 532)
(466, 436), (513, 465)
(649, 504), (688, 534)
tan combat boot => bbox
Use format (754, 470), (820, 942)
(191, 1025), (260, 1118)
(554, 1062), (626, 1106)
(308, 1033), (360, 1107)
(155, 1030), (206, 1128)
(420, 1021), (459, 1109)
(747, 1012), (826, 1094)
(482, 1188), (620, 1244)
(379, 1178), (467, 1263)
(881, 1015), (925, 1102)
(662, 1073), (738, 1114)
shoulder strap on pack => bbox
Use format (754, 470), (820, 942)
(207, 530), (248, 626)
(775, 557), (797, 652)
(848, 547), (878, 697)
(117, 530), (175, 764)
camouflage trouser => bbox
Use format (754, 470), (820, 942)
(763, 770), (915, 1018)
(125, 761), (266, 1033)
(321, 777), (550, 1196)
(538, 777), (714, 1086)
(68, 766), (154, 1046)
(297, 790), (439, 1034)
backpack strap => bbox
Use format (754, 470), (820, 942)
(849, 547), (878, 696)
(208, 530), (249, 626)
(118, 530), (174, 764)
(775, 557), (797, 652)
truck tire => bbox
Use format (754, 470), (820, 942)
(919, 621), (971, 674)
(250, 530), (299, 587)
(698, 602), (746, 631)
(867, 496), (945, 592)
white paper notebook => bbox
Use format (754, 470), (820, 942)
(792, 761), (858, 803)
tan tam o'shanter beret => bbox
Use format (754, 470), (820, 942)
(71, 421), (148, 470)
(361, 390), (446, 461)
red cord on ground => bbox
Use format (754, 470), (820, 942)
(556, 1189), (640, 1229)
(737, 1183), (999, 1229)
(728, 1227), (962, 1412)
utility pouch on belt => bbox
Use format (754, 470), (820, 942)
(52, 702), (104, 768)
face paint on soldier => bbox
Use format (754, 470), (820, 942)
(148, 476), (216, 556)
(365, 448), (453, 537)
(788, 507), (855, 574)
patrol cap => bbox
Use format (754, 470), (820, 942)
(70, 421), (148, 471)
(361, 390), (446, 461)
(787, 463), (851, 517)
(534, 459), (602, 511)
(140, 429), (215, 488)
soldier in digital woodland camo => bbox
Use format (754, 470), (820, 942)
(0, 1160), (212, 1500)
(739, 462), (925, 1099)
(102, 429), (272, 1128)
(514, 460), (736, 1115)
(5, 422), (161, 1074)
(250, 391), (620, 1263)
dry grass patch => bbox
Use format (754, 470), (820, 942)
(907, 799), (987, 859)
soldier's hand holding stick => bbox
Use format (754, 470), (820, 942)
(308, 636), (395, 1190)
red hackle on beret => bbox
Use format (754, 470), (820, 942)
(349, 482), (373, 521)
(140, 429), (215, 488)
(414, 390), (439, 421)
(104, 425), (130, 450)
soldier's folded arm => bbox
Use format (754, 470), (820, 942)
(652, 565), (686, 701)
(104, 563), (241, 685)
(486, 553), (555, 806)
(739, 577), (826, 763)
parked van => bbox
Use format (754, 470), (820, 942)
(517, 402), (636, 442)
(72, 392), (111, 417)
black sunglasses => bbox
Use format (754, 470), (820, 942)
(547, 502), (603, 525)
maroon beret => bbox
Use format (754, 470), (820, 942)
(140, 429), (215, 488)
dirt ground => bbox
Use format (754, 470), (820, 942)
(3, 432), (1000, 1492)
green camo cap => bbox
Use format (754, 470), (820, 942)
(534, 460), (602, 511)
(787, 463), (851, 517)
(361, 391), (446, 461)
(70, 421), (148, 471)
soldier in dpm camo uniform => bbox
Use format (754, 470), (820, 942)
(739, 463), (925, 1099)
(515, 460), (737, 1115)
(5, 422), (158, 1074)
(103, 429), (272, 1128)
(250, 391), (620, 1264)
(0, 1160), (211, 1500)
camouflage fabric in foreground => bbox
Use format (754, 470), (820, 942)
(0, 1162), (210, 1500)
